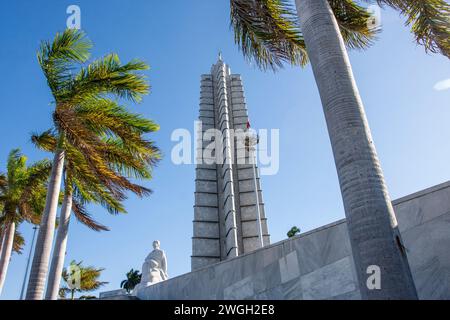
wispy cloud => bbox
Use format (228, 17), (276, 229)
(434, 78), (450, 91)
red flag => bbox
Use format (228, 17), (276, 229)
(246, 120), (251, 129)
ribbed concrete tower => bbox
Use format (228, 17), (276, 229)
(192, 57), (270, 271)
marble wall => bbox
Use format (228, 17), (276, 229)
(131, 181), (450, 300)
(394, 181), (450, 299)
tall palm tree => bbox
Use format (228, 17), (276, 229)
(120, 269), (142, 294)
(229, 0), (449, 299)
(59, 260), (107, 300)
(26, 29), (155, 300)
(32, 126), (159, 300)
(0, 149), (51, 295)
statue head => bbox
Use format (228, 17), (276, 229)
(152, 240), (160, 250)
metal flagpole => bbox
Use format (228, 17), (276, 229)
(246, 125), (264, 248)
(252, 149), (264, 248)
(20, 226), (38, 300)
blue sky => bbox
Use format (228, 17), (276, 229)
(0, 1), (449, 299)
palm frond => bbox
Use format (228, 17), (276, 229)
(372, 0), (450, 58)
(0, 173), (7, 192)
(18, 159), (52, 222)
(6, 149), (26, 188)
(63, 54), (149, 104)
(71, 197), (109, 232)
(37, 29), (92, 96)
(13, 229), (25, 254)
(329, 0), (379, 49)
(230, 0), (309, 70)
(61, 260), (108, 295)
(31, 130), (58, 152)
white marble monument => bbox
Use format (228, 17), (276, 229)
(133, 240), (168, 295)
(192, 57), (270, 271)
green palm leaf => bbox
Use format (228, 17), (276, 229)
(330, 0), (380, 49)
(371, 0), (450, 58)
(230, 0), (308, 70)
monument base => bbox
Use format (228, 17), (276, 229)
(102, 181), (450, 300)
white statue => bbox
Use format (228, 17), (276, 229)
(133, 240), (168, 295)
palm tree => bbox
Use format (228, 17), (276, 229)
(120, 269), (142, 294)
(59, 260), (107, 300)
(0, 149), (51, 295)
(32, 127), (159, 300)
(26, 29), (155, 300)
(229, 0), (449, 299)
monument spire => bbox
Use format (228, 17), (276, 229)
(192, 60), (270, 271)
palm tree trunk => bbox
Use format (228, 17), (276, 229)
(0, 226), (5, 259)
(26, 149), (65, 300)
(0, 222), (16, 295)
(45, 190), (72, 300)
(295, 0), (417, 299)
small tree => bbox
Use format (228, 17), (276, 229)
(120, 269), (142, 294)
(59, 260), (107, 300)
(287, 226), (301, 238)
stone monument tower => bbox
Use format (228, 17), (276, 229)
(192, 56), (270, 271)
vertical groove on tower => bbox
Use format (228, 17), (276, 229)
(213, 62), (239, 259)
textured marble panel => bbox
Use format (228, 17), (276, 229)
(200, 97), (214, 104)
(199, 110), (214, 118)
(193, 222), (219, 238)
(232, 104), (246, 111)
(195, 193), (218, 207)
(192, 238), (220, 257)
(232, 97), (246, 104)
(279, 251), (301, 284)
(233, 116), (248, 124)
(201, 91), (214, 98)
(281, 277), (303, 300)
(200, 117), (214, 125)
(224, 276), (254, 299)
(253, 260), (281, 293)
(200, 124), (215, 131)
(301, 257), (357, 300)
(394, 185), (450, 233)
(231, 92), (244, 99)
(194, 207), (219, 221)
(243, 237), (261, 252)
(240, 205), (263, 220)
(401, 211), (450, 299)
(238, 167), (254, 180)
(99, 289), (128, 299)
(241, 220), (259, 238)
(240, 191), (263, 206)
(232, 110), (248, 118)
(327, 290), (361, 300)
(196, 168), (217, 181)
(199, 104), (214, 111)
(238, 179), (257, 193)
(254, 287), (284, 300)
(233, 123), (248, 130)
(195, 180), (217, 193)
(192, 257), (221, 271)
(296, 222), (352, 275)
